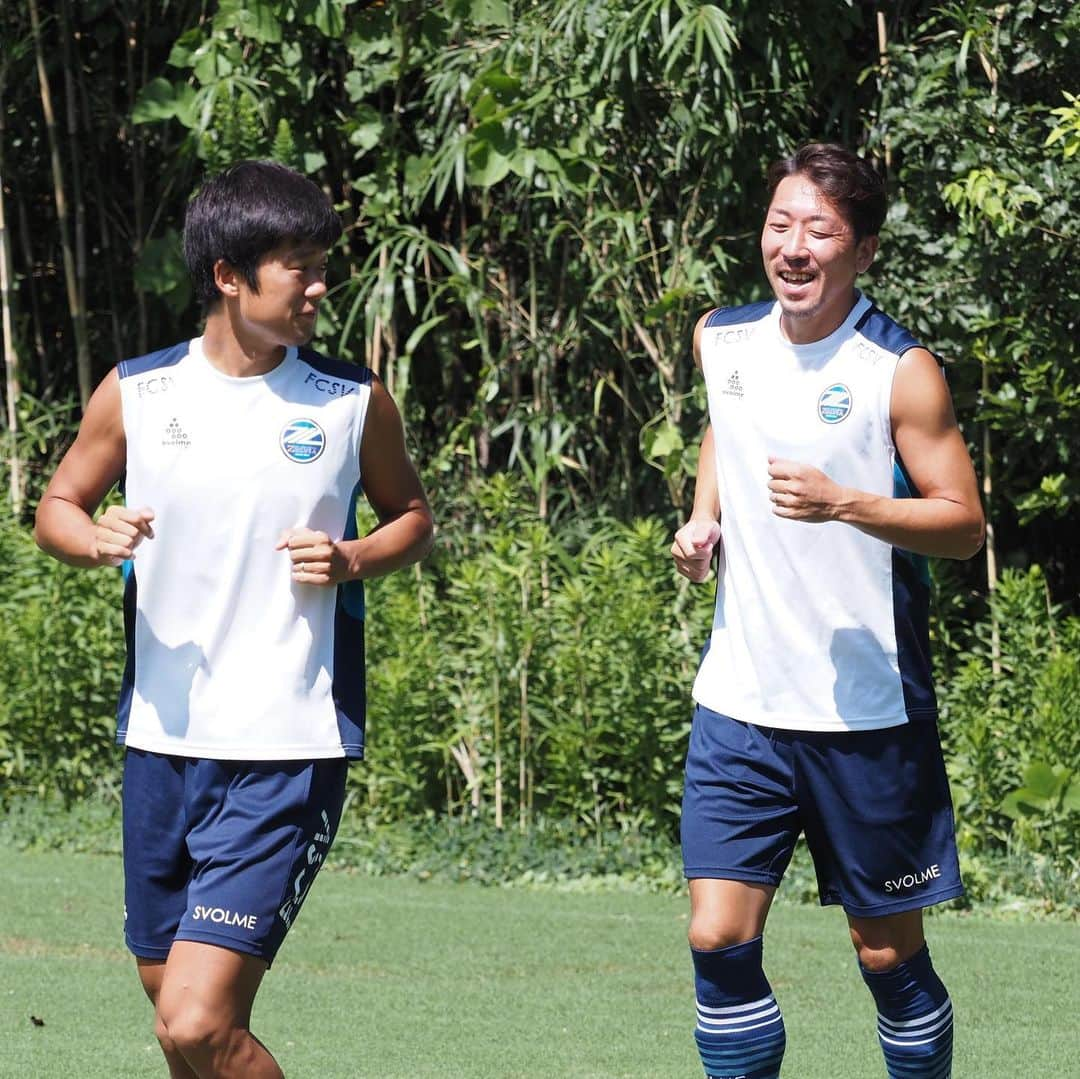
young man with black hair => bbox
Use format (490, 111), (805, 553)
(671, 143), (984, 1079)
(35, 160), (434, 1078)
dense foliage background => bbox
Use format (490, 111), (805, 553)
(1, 1), (1077, 898)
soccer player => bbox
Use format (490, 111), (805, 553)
(34, 160), (434, 1078)
(671, 143), (984, 1079)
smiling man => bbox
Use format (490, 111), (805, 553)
(670, 143), (984, 1079)
(34, 160), (434, 1078)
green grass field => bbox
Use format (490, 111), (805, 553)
(1, 851), (1077, 1078)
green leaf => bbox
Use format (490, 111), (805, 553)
(998, 790), (1039, 820)
(132, 78), (196, 127)
(348, 105), (385, 154)
(214, 0), (283, 43)
(1022, 762), (1065, 800)
(133, 231), (192, 315)
(452, 0), (510, 28)
(467, 123), (517, 187)
(404, 316), (449, 356)
(166, 28), (204, 69)
(309, 0), (346, 37)
(476, 69), (522, 104)
(467, 143), (512, 188)
(645, 422), (684, 462)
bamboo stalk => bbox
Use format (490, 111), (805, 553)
(28, 0), (92, 407)
(982, 361), (1000, 675)
(121, 2), (148, 354)
(1, 160), (24, 515)
(75, 21), (123, 364)
(876, 9), (893, 169)
(518, 573), (532, 833)
(489, 589), (503, 830)
(61, 0), (88, 368)
(16, 194), (48, 386)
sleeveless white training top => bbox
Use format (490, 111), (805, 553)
(692, 292), (938, 732)
(116, 337), (373, 760)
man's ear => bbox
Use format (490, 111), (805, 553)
(213, 259), (241, 299)
(855, 235), (879, 275)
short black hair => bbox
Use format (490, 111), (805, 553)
(183, 160), (342, 310)
(766, 143), (887, 241)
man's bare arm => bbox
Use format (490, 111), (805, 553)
(34, 370), (155, 567)
(767, 348), (985, 559)
(672, 311), (723, 582)
(277, 377), (434, 585)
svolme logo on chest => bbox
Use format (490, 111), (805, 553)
(162, 417), (191, 448)
(280, 418), (326, 463)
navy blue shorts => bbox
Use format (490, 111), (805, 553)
(122, 749), (348, 963)
(681, 705), (963, 917)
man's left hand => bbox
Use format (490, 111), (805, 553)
(276, 528), (350, 586)
(766, 457), (846, 523)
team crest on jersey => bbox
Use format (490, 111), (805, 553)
(818, 383), (852, 424)
(280, 418), (326, 463)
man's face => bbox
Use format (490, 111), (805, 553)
(760, 173), (878, 344)
(234, 241), (329, 349)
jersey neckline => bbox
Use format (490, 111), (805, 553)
(188, 337), (298, 386)
(771, 291), (873, 360)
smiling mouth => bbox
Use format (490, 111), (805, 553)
(778, 270), (815, 285)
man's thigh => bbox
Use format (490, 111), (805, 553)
(681, 705), (801, 886)
(796, 721), (963, 917)
(124, 749), (190, 959)
(124, 750), (348, 963)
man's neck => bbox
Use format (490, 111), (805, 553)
(200, 313), (286, 377)
(778, 289), (860, 345)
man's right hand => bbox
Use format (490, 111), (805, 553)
(92, 506), (155, 566)
(671, 518), (721, 582)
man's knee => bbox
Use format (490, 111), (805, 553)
(848, 910), (925, 972)
(688, 879), (774, 951)
(688, 914), (759, 952)
(153, 1013), (183, 1056)
(854, 941), (908, 972)
(158, 1001), (236, 1061)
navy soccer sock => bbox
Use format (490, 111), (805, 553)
(860, 944), (953, 1078)
(691, 935), (786, 1079)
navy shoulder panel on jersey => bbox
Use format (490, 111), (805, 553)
(855, 304), (926, 358)
(298, 349), (374, 386)
(117, 341), (190, 380)
(704, 300), (774, 328)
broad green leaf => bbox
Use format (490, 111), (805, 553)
(476, 69), (522, 103)
(214, 0), (283, 43)
(309, 0), (346, 37)
(132, 78), (196, 126)
(1022, 762), (1065, 799)
(349, 105), (385, 154)
(133, 231), (192, 315)
(453, 0), (510, 28)
(998, 791), (1039, 820)
(467, 143), (512, 188)
(646, 422), (684, 461)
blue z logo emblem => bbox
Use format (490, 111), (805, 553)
(280, 418), (326, 463)
(818, 384), (852, 424)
